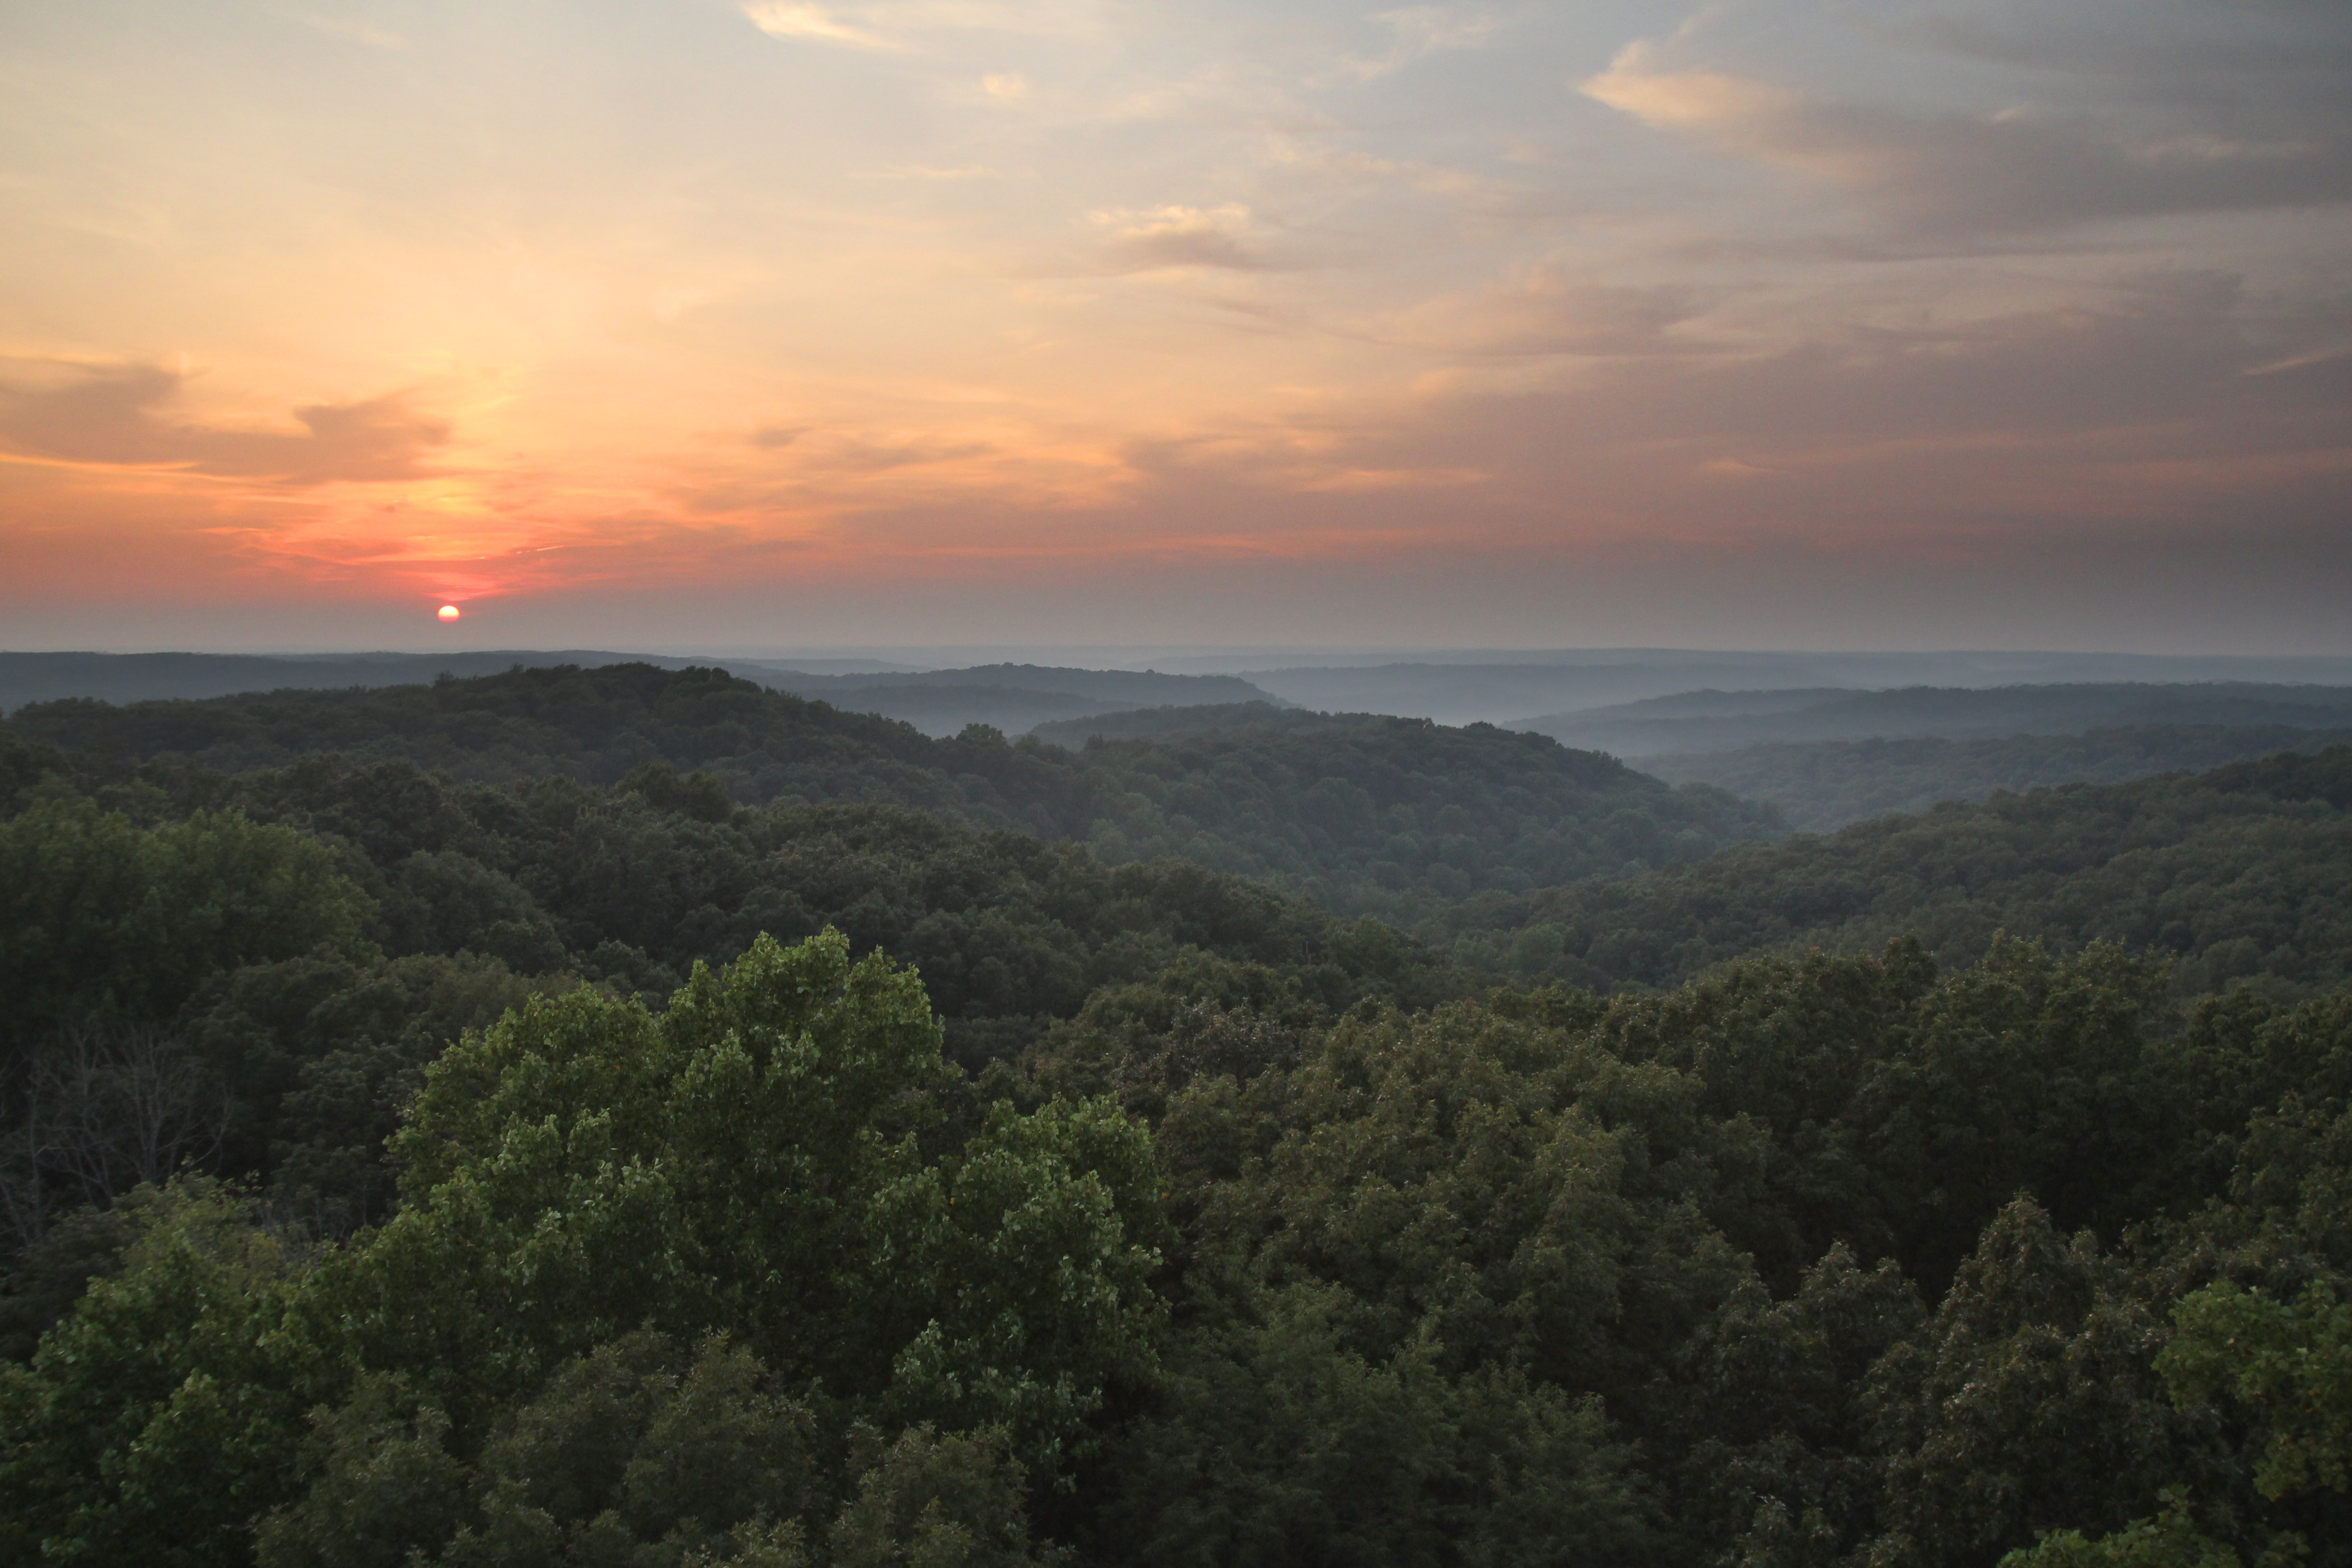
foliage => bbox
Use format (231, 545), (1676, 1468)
(180, 949), (565, 1234)
(2162, 1282), (2352, 1503)
(14, 665), (2352, 1567)
(1450, 747), (2352, 998)
(1028, 702), (1314, 747)
(1647, 725), (2352, 833)
(8, 931), (2352, 1566)
(1, 935), (1157, 1567)
(0, 801), (373, 1048)
(4, 662), (1778, 922)
(1521, 683), (2352, 761)
(0, 1180), (320, 1568)
(254, 1335), (819, 1568)
(1998, 1491), (2284, 1568)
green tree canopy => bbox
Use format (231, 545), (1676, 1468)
(0, 802), (372, 1046)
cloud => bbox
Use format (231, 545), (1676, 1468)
(741, 0), (1098, 50)
(736, 425), (994, 472)
(853, 164), (1000, 180)
(1368, 272), (1709, 357)
(742, 2), (900, 50)
(1089, 205), (1276, 273)
(280, 9), (407, 50)
(0, 362), (449, 485)
(1581, 38), (2352, 236)
(815, 434), (996, 470)
(1350, 270), (2352, 536)
(1888, 5), (2352, 81)
(1082, 266), (2352, 583)
(1339, 6), (1502, 82)
(1290, 465), (1486, 493)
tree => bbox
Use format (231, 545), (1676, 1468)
(0, 1028), (229, 1247)
(0, 802), (372, 1050)
(316, 928), (1164, 1468)
(0, 1181), (319, 1568)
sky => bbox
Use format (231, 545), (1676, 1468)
(1, 0), (2349, 653)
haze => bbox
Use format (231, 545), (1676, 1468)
(3, 0), (2349, 653)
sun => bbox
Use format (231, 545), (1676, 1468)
(437, 604), (462, 622)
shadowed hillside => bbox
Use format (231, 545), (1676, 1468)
(1449, 745), (2352, 1000)
(1515, 681), (2352, 757)
(1647, 723), (2352, 830)
(3, 662), (1778, 922)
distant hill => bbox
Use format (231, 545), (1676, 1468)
(724, 663), (1282, 738)
(764, 683), (1132, 738)
(1238, 661), (1845, 727)
(1028, 701), (1338, 746)
(1447, 745), (2352, 1000)
(3, 662), (1775, 920)
(1239, 652), (2352, 726)
(0, 652), (1285, 744)
(0, 649), (719, 714)
(1647, 723), (2352, 831)
(750, 662), (1273, 704)
(1513, 682), (2352, 757)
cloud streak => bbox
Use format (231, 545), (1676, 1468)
(1582, 39), (2352, 236)
(0, 364), (449, 486)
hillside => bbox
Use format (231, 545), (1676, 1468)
(9, 672), (2352, 1568)
(0, 648), (727, 713)
(1, 661), (1777, 922)
(1239, 652), (2352, 725)
(752, 662), (1271, 706)
(758, 681), (1137, 737)
(1449, 745), (2352, 999)
(743, 662), (1278, 737)
(0, 654), (1273, 743)
(1019, 715), (1781, 921)
(1029, 700), (1323, 745)
(1648, 723), (2352, 830)
(1515, 680), (2352, 757)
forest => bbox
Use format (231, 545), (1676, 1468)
(1449, 747), (2352, 997)
(1646, 724), (2352, 831)
(4, 662), (2351, 1568)
(1515, 682), (2352, 758)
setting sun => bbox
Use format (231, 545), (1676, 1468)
(437, 605), (461, 622)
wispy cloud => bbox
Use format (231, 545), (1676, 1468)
(1366, 271), (1710, 356)
(1581, 34), (2352, 236)
(279, 8), (407, 50)
(1337, 6), (1503, 83)
(1089, 205), (1279, 273)
(852, 164), (1001, 180)
(743, 2), (902, 50)
(742, 0), (1102, 50)
(0, 362), (448, 486)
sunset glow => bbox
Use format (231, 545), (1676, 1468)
(2, 0), (2348, 650)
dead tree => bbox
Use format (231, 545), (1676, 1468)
(0, 1027), (230, 1248)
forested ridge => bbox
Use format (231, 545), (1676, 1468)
(1452, 746), (2352, 999)
(3, 663), (2352, 1567)
(2, 662), (1779, 919)
(1518, 681), (2352, 757)
(1646, 723), (2352, 831)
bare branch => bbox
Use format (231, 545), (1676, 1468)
(1, 1028), (230, 1243)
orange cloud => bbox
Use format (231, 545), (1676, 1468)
(0, 362), (448, 485)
